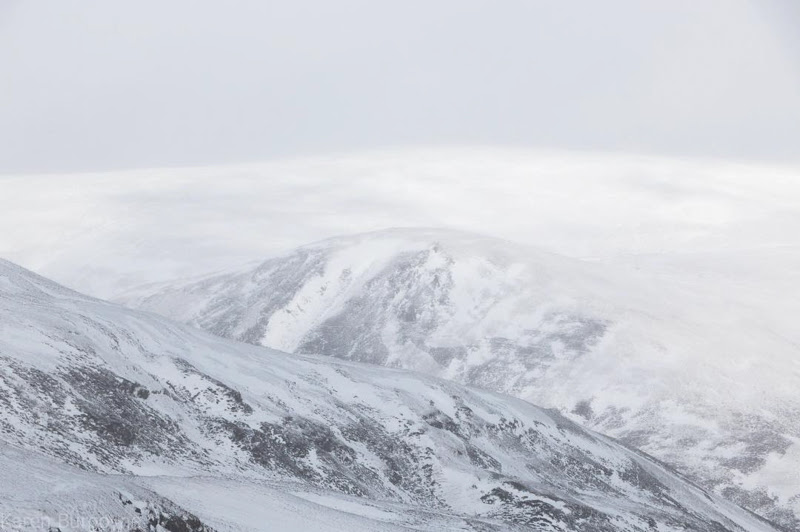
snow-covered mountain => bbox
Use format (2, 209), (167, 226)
(119, 229), (800, 529)
(0, 258), (783, 531)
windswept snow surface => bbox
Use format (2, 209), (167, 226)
(0, 259), (782, 531)
(0, 443), (215, 532)
(120, 229), (800, 529)
(0, 442), (430, 532)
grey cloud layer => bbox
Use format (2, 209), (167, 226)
(1, 0), (799, 172)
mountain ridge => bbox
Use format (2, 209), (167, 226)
(0, 257), (784, 531)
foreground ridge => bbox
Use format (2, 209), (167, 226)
(0, 258), (783, 531)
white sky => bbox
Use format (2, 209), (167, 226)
(1, 0), (799, 172)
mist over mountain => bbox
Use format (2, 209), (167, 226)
(3, 149), (798, 298)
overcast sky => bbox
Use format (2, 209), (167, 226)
(1, 0), (799, 173)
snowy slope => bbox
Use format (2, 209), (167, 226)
(119, 229), (800, 528)
(0, 258), (782, 532)
(0, 443), (218, 532)
(0, 442), (451, 532)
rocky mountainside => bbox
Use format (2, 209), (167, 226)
(0, 257), (783, 531)
(119, 229), (800, 528)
